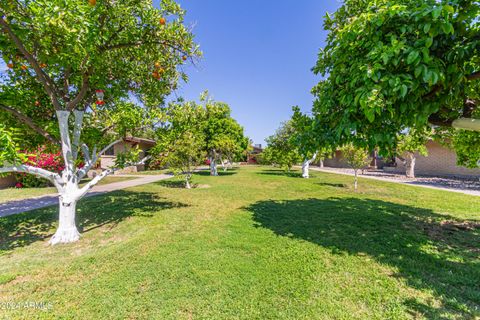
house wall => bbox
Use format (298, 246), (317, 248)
(392, 140), (480, 177)
(99, 141), (151, 171)
(323, 151), (350, 168)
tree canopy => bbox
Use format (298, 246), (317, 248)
(312, 0), (480, 158)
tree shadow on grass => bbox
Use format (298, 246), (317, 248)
(246, 197), (480, 319)
(257, 169), (302, 178)
(194, 170), (237, 176)
(0, 190), (188, 253)
(315, 182), (347, 188)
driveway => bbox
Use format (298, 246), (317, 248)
(0, 174), (172, 217)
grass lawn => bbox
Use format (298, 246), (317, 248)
(0, 166), (478, 319)
(0, 176), (136, 204)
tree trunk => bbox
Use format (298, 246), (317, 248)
(405, 153), (416, 178)
(185, 176), (191, 189)
(319, 159), (324, 168)
(209, 156), (218, 176)
(302, 159), (310, 178)
(49, 197), (80, 245)
(354, 169), (358, 191)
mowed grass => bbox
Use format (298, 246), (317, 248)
(0, 176), (136, 204)
(0, 166), (479, 319)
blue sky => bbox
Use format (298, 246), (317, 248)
(172, 1), (341, 145)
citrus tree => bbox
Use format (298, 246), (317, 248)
(341, 144), (371, 191)
(153, 99), (206, 189)
(0, 0), (199, 244)
(396, 129), (431, 178)
(264, 121), (302, 172)
(312, 0), (480, 163)
(201, 93), (248, 176)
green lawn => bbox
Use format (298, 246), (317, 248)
(0, 166), (478, 319)
(0, 176), (136, 204)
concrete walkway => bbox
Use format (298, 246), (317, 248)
(0, 174), (172, 218)
(309, 167), (480, 197)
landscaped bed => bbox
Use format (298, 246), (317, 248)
(0, 166), (478, 319)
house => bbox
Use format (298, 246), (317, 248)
(324, 140), (480, 178)
(385, 140), (480, 177)
(247, 144), (263, 164)
(98, 137), (156, 173)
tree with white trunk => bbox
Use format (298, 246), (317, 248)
(264, 121), (302, 172)
(341, 144), (371, 191)
(396, 129), (430, 178)
(0, 0), (199, 244)
(200, 92), (248, 176)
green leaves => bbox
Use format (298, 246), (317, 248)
(311, 0), (480, 156)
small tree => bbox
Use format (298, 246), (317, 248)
(200, 92), (248, 176)
(153, 99), (205, 189)
(265, 121), (302, 172)
(341, 144), (371, 191)
(396, 129), (430, 178)
(165, 131), (205, 189)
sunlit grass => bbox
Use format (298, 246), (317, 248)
(0, 166), (478, 319)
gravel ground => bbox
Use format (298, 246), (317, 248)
(314, 167), (480, 192)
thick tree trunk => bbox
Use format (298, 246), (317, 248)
(319, 159), (324, 168)
(405, 153), (416, 178)
(49, 197), (80, 245)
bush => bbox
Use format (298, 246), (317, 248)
(14, 147), (64, 188)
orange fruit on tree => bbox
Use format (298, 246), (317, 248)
(154, 61), (161, 68)
(182, 56), (187, 61)
(20, 65), (28, 70)
(35, 100), (40, 106)
(88, 0), (96, 6)
(7, 63), (13, 68)
(159, 18), (166, 25)
(152, 71), (160, 79)
(40, 63), (47, 68)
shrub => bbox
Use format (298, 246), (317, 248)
(14, 147), (64, 188)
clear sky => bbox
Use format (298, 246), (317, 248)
(170, 0), (341, 145)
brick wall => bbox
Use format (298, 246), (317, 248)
(395, 140), (480, 177)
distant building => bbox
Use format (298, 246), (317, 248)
(324, 140), (480, 178)
(98, 137), (156, 173)
(247, 144), (263, 164)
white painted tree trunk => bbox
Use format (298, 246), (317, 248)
(302, 160), (310, 178)
(185, 176), (191, 189)
(405, 153), (416, 178)
(319, 159), (324, 168)
(1, 110), (151, 245)
(209, 156), (218, 176)
(301, 152), (317, 179)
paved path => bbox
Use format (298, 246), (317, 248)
(0, 174), (172, 218)
(309, 167), (480, 197)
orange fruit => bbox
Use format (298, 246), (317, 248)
(182, 56), (187, 61)
(20, 65), (27, 70)
(7, 63), (13, 68)
(159, 18), (166, 25)
(89, 0), (96, 6)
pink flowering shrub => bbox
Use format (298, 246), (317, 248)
(14, 146), (64, 188)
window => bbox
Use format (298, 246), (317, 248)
(104, 146), (114, 156)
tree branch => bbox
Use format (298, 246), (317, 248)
(0, 164), (62, 187)
(0, 104), (60, 145)
(0, 15), (63, 109)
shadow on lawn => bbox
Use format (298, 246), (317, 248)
(194, 170), (238, 176)
(0, 191), (187, 253)
(247, 197), (480, 318)
(257, 169), (302, 178)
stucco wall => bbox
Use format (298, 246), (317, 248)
(394, 140), (480, 177)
